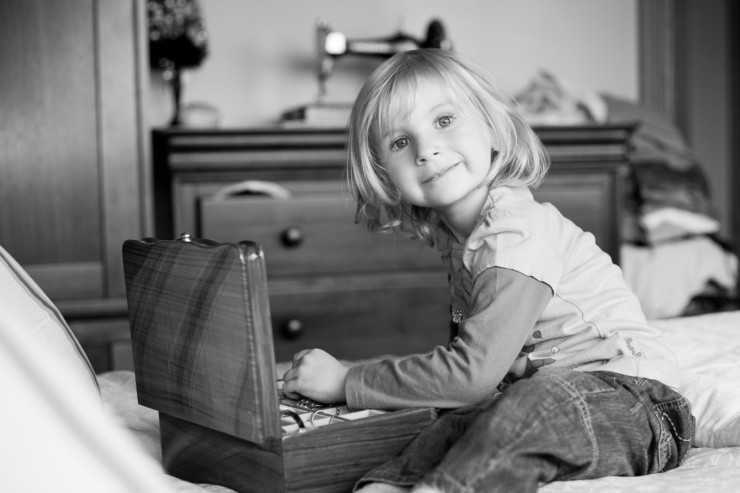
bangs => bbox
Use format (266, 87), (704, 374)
(370, 76), (417, 152)
(370, 66), (486, 153)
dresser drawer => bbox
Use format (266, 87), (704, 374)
(201, 191), (442, 278)
(268, 273), (450, 362)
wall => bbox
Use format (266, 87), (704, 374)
(146, 0), (637, 127)
(678, 0), (731, 237)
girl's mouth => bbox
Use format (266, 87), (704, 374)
(423, 162), (460, 184)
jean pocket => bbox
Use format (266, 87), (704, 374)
(653, 395), (695, 472)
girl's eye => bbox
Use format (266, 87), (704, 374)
(391, 136), (410, 150)
(437, 114), (454, 128)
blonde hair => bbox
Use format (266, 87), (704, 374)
(347, 49), (549, 242)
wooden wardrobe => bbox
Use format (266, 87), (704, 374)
(0, 0), (147, 371)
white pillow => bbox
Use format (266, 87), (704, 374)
(0, 282), (176, 493)
(652, 311), (740, 448)
(0, 244), (178, 492)
(679, 373), (740, 448)
(0, 245), (99, 396)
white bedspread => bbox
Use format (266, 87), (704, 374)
(541, 446), (740, 492)
(98, 310), (740, 492)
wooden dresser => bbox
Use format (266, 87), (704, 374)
(152, 125), (631, 362)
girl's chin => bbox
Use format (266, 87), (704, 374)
(430, 187), (488, 213)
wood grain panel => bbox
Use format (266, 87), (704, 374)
(23, 262), (103, 299)
(0, 0), (101, 265)
(160, 407), (437, 493)
(280, 407), (437, 492)
(98, 0), (146, 297)
(123, 238), (282, 446)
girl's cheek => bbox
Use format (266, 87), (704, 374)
(388, 166), (411, 190)
(385, 167), (402, 187)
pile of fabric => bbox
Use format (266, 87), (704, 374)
(516, 72), (738, 318)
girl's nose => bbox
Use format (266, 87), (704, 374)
(416, 150), (440, 166)
(415, 138), (440, 166)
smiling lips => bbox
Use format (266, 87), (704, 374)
(422, 162), (461, 184)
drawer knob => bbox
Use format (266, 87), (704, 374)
(281, 227), (305, 248)
(282, 319), (304, 339)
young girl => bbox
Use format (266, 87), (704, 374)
(281, 49), (694, 493)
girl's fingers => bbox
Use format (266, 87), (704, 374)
(281, 367), (296, 382)
(281, 369), (301, 397)
(282, 351), (311, 394)
(282, 385), (300, 399)
(292, 349), (311, 365)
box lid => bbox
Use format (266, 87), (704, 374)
(122, 236), (281, 446)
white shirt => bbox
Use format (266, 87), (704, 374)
(344, 186), (680, 410)
(443, 186), (679, 388)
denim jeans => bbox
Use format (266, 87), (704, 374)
(354, 370), (694, 493)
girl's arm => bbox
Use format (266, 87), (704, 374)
(347, 266), (552, 409)
(283, 266), (552, 409)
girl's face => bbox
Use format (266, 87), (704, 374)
(379, 77), (494, 227)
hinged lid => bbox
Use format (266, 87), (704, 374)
(122, 236), (281, 446)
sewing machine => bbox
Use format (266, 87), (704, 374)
(281, 19), (452, 125)
(315, 18), (452, 102)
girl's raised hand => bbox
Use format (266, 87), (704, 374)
(281, 348), (349, 403)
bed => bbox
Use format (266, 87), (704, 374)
(2, 241), (740, 493)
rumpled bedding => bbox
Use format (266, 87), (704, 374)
(98, 311), (740, 493)
(541, 447), (740, 492)
(516, 72), (738, 318)
(621, 238), (737, 319)
(100, 370), (740, 493)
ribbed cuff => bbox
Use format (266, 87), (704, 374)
(345, 364), (366, 410)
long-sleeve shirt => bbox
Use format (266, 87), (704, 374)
(345, 186), (680, 410)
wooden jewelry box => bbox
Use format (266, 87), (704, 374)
(122, 235), (437, 493)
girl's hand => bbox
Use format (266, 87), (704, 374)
(281, 348), (349, 403)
